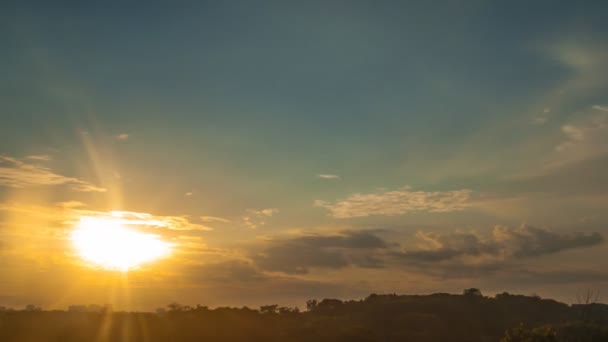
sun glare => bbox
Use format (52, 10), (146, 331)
(71, 216), (171, 271)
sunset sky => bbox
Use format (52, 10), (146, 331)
(1, 1), (607, 310)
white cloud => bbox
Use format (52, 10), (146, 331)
(243, 208), (279, 229)
(114, 133), (129, 141)
(317, 174), (340, 180)
(0, 156), (106, 192)
(315, 187), (473, 218)
(25, 155), (52, 161)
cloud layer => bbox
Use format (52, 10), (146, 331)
(251, 231), (387, 274)
(246, 226), (603, 281)
(0, 156), (106, 192)
(315, 187), (472, 218)
(397, 225), (603, 263)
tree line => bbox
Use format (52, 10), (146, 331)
(1, 289), (607, 341)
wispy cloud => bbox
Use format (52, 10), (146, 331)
(0, 156), (106, 192)
(592, 105), (608, 112)
(243, 208), (279, 229)
(317, 174), (340, 180)
(314, 187), (472, 218)
(99, 210), (213, 231)
(0, 202), (214, 271)
(114, 133), (129, 141)
(532, 108), (551, 125)
(0, 202), (213, 233)
(524, 38), (608, 131)
(200, 216), (231, 223)
(552, 108), (608, 165)
(25, 155), (52, 161)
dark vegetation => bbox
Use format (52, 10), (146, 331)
(1, 289), (607, 341)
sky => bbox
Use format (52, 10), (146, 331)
(1, 1), (608, 310)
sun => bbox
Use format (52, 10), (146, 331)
(71, 216), (171, 271)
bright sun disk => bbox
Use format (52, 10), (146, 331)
(71, 216), (171, 271)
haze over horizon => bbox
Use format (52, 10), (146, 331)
(1, 1), (607, 311)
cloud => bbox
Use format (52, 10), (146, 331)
(98, 210), (213, 232)
(396, 225), (603, 263)
(315, 187), (472, 218)
(396, 231), (497, 262)
(532, 108), (551, 125)
(57, 201), (86, 208)
(25, 155), (52, 161)
(185, 192), (193, 196)
(250, 230), (388, 274)
(114, 133), (129, 141)
(243, 208), (279, 229)
(0, 201), (215, 274)
(0, 156), (106, 192)
(200, 216), (231, 223)
(553, 109), (608, 165)
(495, 225), (603, 257)
(249, 227), (576, 278)
(317, 174), (340, 180)
(0, 202), (213, 234)
(592, 105), (608, 112)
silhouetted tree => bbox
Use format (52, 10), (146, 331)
(463, 288), (483, 297)
(166, 302), (191, 312)
(260, 304), (278, 314)
(24, 304), (41, 312)
(306, 299), (318, 311)
(576, 289), (600, 305)
(278, 306), (299, 314)
(2, 291), (608, 341)
(317, 298), (343, 311)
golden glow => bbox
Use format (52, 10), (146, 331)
(71, 216), (171, 271)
